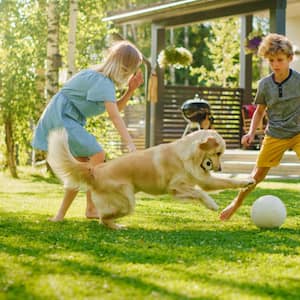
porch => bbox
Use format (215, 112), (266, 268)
(151, 85), (244, 148)
(126, 85), (258, 149)
(105, 0), (300, 178)
(104, 0), (293, 148)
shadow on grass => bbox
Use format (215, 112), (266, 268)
(29, 173), (60, 184)
(0, 210), (299, 299)
(0, 180), (299, 299)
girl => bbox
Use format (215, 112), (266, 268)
(32, 41), (144, 221)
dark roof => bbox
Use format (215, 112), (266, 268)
(103, 0), (277, 27)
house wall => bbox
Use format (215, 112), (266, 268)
(286, 0), (300, 71)
(256, 1), (300, 71)
(287, 17), (300, 71)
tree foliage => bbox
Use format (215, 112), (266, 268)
(0, 0), (47, 176)
(190, 17), (240, 88)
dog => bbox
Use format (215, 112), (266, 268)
(47, 129), (254, 229)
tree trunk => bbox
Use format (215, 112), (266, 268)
(67, 0), (78, 79)
(4, 117), (18, 178)
(46, 0), (60, 101)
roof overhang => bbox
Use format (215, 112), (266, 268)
(103, 0), (280, 27)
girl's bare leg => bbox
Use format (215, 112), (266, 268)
(49, 188), (78, 222)
(85, 190), (99, 219)
(85, 151), (105, 219)
(49, 151), (105, 221)
(220, 167), (270, 221)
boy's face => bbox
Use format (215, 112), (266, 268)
(267, 53), (293, 75)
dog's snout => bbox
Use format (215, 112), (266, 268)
(214, 164), (222, 172)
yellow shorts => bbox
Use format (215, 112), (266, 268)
(256, 133), (300, 168)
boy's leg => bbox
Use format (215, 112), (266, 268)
(219, 166), (269, 221)
(49, 188), (79, 222)
(220, 134), (294, 221)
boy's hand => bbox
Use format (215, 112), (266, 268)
(241, 133), (255, 147)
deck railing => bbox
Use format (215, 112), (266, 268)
(114, 85), (262, 151)
(161, 85), (243, 148)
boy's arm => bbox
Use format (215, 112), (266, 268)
(242, 104), (266, 148)
(248, 104), (266, 135)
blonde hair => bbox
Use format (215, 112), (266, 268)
(258, 33), (294, 58)
(95, 41), (143, 86)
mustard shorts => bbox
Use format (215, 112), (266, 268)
(256, 133), (300, 167)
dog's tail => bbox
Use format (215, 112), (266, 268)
(47, 128), (92, 189)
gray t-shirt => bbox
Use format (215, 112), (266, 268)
(255, 69), (300, 138)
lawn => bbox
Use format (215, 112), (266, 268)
(0, 167), (299, 300)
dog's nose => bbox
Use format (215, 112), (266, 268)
(213, 166), (221, 172)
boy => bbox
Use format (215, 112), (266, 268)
(220, 33), (300, 221)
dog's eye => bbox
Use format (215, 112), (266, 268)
(216, 152), (222, 156)
(202, 158), (213, 171)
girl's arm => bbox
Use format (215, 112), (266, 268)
(116, 70), (143, 112)
(105, 101), (136, 152)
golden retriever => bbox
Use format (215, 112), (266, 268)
(47, 129), (254, 229)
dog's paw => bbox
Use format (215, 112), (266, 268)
(202, 199), (219, 211)
(208, 202), (219, 211)
(240, 177), (256, 188)
(102, 219), (127, 230)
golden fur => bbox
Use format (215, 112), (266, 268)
(47, 129), (254, 229)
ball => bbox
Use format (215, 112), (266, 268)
(251, 195), (287, 228)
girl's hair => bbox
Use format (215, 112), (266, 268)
(94, 41), (143, 86)
(258, 33), (294, 58)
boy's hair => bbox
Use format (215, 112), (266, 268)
(258, 33), (294, 58)
(95, 41), (143, 87)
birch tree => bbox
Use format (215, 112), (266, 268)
(0, 0), (46, 177)
(67, 0), (78, 79)
(46, 0), (60, 101)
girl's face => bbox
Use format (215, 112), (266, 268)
(267, 53), (292, 75)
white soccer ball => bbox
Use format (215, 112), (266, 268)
(251, 195), (287, 229)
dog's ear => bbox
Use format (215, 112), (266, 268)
(199, 137), (219, 151)
(181, 139), (203, 161)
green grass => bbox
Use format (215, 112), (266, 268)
(0, 167), (300, 300)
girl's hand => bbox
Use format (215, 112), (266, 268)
(126, 142), (136, 152)
(128, 69), (144, 92)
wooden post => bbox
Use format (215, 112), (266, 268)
(148, 23), (165, 146)
(239, 15), (253, 105)
(270, 0), (286, 34)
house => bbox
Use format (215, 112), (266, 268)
(104, 0), (300, 149)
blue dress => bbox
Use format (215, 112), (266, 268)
(32, 69), (116, 157)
